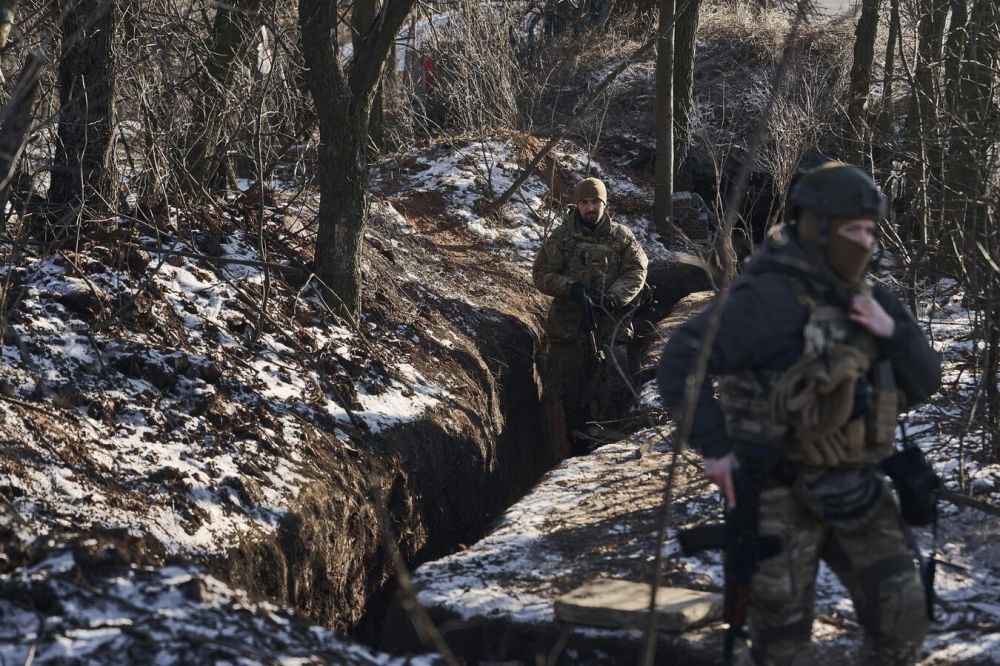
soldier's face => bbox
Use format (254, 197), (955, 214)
(578, 197), (605, 223)
(836, 218), (876, 250)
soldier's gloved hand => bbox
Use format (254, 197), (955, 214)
(600, 293), (621, 312)
(569, 282), (589, 304)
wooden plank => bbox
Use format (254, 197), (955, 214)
(554, 578), (722, 632)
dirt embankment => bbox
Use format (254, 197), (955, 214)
(0, 131), (722, 661)
(0, 170), (561, 648)
(227, 240), (559, 632)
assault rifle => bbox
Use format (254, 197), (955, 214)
(678, 457), (781, 665)
(580, 292), (605, 365)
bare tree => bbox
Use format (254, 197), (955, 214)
(298, 0), (415, 319)
(845, 0), (880, 167)
(874, 0), (900, 182)
(942, 0), (968, 111)
(902, 0), (948, 240)
(181, 0), (271, 196)
(653, 0), (675, 245)
(0, 53), (42, 219)
(672, 0), (700, 180)
(946, 0), (999, 458)
(49, 0), (119, 211)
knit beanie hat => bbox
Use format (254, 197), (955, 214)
(574, 177), (607, 204)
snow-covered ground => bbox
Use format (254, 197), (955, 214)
(0, 133), (676, 662)
(0, 226), (454, 554)
(0, 533), (437, 665)
(375, 136), (675, 263)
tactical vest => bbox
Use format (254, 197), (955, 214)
(718, 278), (901, 467)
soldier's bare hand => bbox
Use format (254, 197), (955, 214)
(849, 295), (895, 338)
(704, 454), (737, 509)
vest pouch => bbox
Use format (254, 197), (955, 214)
(770, 345), (870, 466)
(867, 359), (900, 452)
(882, 445), (940, 526)
(719, 371), (788, 445)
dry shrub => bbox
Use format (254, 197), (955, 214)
(387, 1), (521, 142)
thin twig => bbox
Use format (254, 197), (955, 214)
(639, 1), (810, 662)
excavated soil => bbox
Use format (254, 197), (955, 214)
(0, 156), (560, 651)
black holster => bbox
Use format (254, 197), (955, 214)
(882, 444), (940, 527)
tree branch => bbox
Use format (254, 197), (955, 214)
(349, 0), (415, 98)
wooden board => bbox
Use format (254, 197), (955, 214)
(554, 578), (722, 632)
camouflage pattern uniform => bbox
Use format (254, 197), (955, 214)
(658, 232), (941, 665)
(533, 207), (648, 451)
(749, 473), (928, 665)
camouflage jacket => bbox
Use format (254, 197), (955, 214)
(532, 208), (649, 343)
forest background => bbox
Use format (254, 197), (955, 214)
(0, 0), (996, 662)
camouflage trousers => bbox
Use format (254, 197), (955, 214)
(744, 470), (927, 666)
(546, 339), (631, 455)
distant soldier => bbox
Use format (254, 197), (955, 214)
(533, 177), (649, 455)
(658, 163), (941, 665)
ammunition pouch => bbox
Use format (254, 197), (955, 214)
(770, 344), (871, 466)
(867, 359), (901, 451)
(882, 445), (940, 526)
(719, 370), (789, 445)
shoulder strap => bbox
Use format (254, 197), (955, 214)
(790, 276), (818, 311)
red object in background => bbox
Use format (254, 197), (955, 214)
(422, 56), (437, 93)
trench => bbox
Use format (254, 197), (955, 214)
(350, 261), (714, 659)
(221, 250), (712, 660)
(222, 292), (565, 643)
(351, 301), (562, 648)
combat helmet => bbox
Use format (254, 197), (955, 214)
(787, 162), (887, 226)
(787, 162), (887, 282)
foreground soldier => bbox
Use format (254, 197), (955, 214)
(533, 177), (648, 455)
(657, 163), (941, 665)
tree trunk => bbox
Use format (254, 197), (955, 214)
(299, 0), (415, 320)
(314, 107), (369, 320)
(672, 0), (700, 183)
(354, 0), (385, 155)
(653, 0), (675, 246)
(49, 0), (118, 210)
(947, 0), (999, 457)
(0, 53), (42, 222)
(846, 0), (881, 168)
(182, 0), (265, 195)
(947, 0), (995, 235)
(875, 0), (899, 183)
(902, 0), (949, 241)
(942, 0), (967, 112)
